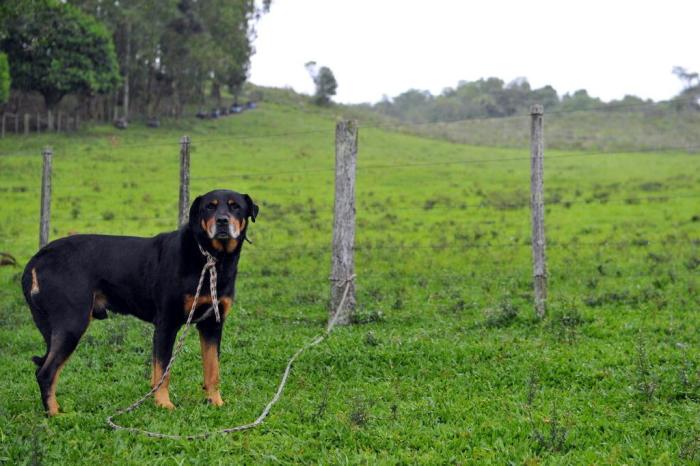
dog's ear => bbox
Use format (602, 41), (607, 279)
(188, 196), (202, 229)
(243, 194), (259, 223)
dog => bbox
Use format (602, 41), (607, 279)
(21, 189), (258, 416)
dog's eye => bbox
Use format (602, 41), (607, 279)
(228, 203), (239, 211)
(206, 203), (217, 210)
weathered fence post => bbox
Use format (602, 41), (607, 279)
(178, 135), (191, 226)
(530, 104), (547, 319)
(14, 113), (19, 133)
(329, 120), (358, 326)
(39, 147), (53, 248)
(24, 114), (29, 135)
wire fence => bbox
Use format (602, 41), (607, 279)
(1, 102), (699, 316)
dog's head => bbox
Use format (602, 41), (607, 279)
(189, 190), (258, 253)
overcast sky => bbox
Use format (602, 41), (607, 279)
(249, 0), (700, 104)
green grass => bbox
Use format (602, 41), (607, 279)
(0, 100), (699, 464)
(399, 109), (700, 152)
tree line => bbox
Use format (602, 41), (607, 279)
(370, 72), (700, 124)
(0, 0), (270, 120)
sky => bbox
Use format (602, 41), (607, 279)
(249, 0), (700, 105)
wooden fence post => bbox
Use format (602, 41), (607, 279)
(530, 104), (547, 318)
(14, 113), (19, 133)
(178, 135), (191, 226)
(329, 120), (358, 326)
(24, 114), (29, 135)
(39, 147), (53, 248)
(47, 111), (53, 132)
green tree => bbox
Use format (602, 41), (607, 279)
(1, 0), (120, 109)
(305, 62), (337, 105)
(69, 0), (179, 118)
(0, 53), (9, 104)
(672, 66), (700, 111)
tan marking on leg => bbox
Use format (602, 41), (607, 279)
(220, 296), (233, 317)
(199, 333), (223, 406)
(151, 359), (174, 410)
(45, 360), (67, 416)
(31, 268), (40, 295)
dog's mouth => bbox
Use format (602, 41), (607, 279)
(211, 222), (240, 240)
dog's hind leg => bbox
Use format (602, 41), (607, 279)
(33, 289), (92, 417)
(36, 320), (88, 416)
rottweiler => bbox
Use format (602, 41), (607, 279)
(21, 189), (258, 416)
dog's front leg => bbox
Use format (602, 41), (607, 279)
(196, 318), (225, 406)
(151, 322), (179, 409)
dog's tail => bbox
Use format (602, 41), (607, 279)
(22, 258), (52, 368)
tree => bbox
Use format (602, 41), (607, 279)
(672, 66), (700, 111)
(673, 66), (699, 90)
(305, 62), (337, 105)
(1, 0), (120, 110)
(0, 53), (9, 104)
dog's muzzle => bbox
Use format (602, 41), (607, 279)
(212, 217), (240, 239)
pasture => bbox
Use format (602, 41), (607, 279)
(0, 102), (699, 464)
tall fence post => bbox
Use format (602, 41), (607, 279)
(39, 147), (53, 248)
(24, 114), (29, 135)
(178, 135), (191, 226)
(329, 120), (358, 326)
(529, 104), (547, 318)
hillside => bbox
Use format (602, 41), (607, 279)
(1, 99), (699, 464)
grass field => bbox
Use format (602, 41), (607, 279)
(0, 100), (699, 464)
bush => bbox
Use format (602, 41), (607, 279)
(0, 53), (9, 104)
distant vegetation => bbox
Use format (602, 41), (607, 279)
(305, 62), (338, 106)
(363, 73), (700, 124)
(0, 52), (9, 104)
(345, 72), (700, 152)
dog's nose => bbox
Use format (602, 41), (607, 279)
(216, 217), (229, 226)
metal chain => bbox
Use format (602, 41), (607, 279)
(106, 259), (355, 440)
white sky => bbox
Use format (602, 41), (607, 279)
(249, 0), (700, 104)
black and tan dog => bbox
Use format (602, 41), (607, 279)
(21, 189), (258, 416)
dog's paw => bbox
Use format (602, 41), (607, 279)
(154, 398), (175, 410)
(206, 393), (224, 407)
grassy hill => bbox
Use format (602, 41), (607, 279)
(0, 98), (699, 464)
(369, 107), (700, 152)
